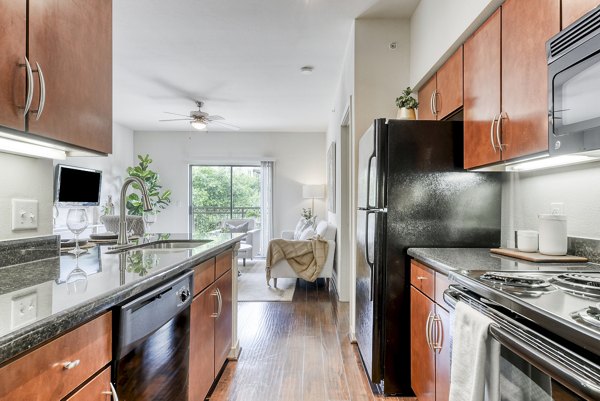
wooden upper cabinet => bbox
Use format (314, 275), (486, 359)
(0, 0), (26, 131)
(501, 0), (559, 161)
(463, 9), (502, 169)
(27, 0), (112, 154)
(562, 0), (600, 28)
(436, 46), (463, 120)
(418, 76), (437, 121)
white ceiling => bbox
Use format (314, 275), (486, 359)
(113, 0), (419, 132)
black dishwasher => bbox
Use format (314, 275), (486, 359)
(113, 271), (193, 401)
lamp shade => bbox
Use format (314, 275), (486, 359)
(302, 184), (325, 199)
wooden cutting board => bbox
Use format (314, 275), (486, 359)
(490, 248), (588, 263)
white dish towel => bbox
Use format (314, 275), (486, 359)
(449, 301), (500, 401)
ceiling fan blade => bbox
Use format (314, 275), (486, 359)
(210, 120), (240, 130)
(207, 115), (224, 121)
(159, 118), (193, 122)
(163, 112), (191, 117)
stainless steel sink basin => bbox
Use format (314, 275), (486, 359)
(107, 239), (212, 253)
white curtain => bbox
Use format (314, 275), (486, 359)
(260, 161), (274, 256)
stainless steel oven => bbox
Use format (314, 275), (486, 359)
(547, 6), (600, 155)
(444, 286), (600, 400)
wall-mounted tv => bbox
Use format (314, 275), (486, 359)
(54, 165), (102, 206)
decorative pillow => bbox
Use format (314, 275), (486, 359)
(224, 221), (249, 233)
(299, 227), (316, 240)
(294, 218), (315, 239)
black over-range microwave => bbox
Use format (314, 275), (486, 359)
(547, 5), (600, 156)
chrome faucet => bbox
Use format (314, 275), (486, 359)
(117, 177), (153, 246)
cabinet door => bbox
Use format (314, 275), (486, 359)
(410, 287), (435, 401)
(214, 269), (233, 374)
(28, 0), (112, 154)
(463, 9), (502, 169)
(434, 306), (451, 401)
(189, 284), (216, 401)
(65, 367), (112, 401)
(436, 46), (463, 120)
(418, 76), (437, 120)
(500, 0), (559, 161)
(562, 0), (600, 28)
(0, 0), (26, 131)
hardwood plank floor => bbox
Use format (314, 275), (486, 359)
(209, 279), (415, 401)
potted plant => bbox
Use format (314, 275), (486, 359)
(395, 87), (419, 120)
(125, 154), (172, 216)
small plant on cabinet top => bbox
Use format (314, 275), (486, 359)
(395, 87), (419, 109)
(125, 154), (172, 216)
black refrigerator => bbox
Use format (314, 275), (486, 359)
(355, 119), (501, 395)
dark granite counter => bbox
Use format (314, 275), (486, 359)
(407, 247), (600, 275)
(0, 232), (243, 365)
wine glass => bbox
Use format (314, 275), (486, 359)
(66, 208), (88, 255)
(66, 264), (88, 294)
(143, 210), (157, 233)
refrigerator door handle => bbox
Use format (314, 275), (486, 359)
(366, 154), (376, 208)
(365, 210), (375, 301)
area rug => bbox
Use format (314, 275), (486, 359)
(237, 259), (296, 302)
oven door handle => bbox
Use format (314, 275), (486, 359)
(443, 287), (600, 400)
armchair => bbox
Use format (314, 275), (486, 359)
(268, 220), (337, 288)
(220, 218), (261, 259)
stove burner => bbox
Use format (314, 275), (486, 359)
(550, 273), (600, 297)
(479, 272), (552, 289)
(574, 304), (600, 329)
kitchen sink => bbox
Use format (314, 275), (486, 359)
(106, 239), (212, 253)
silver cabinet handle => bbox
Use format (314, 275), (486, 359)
(102, 383), (120, 401)
(430, 91), (436, 117)
(216, 287), (223, 318)
(432, 89), (438, 117)
(433, 314), (443, 352)
(490, 114), (499, 152)
(19, 57), (34, 116)
(62, 359), (80, 370)
(416, 276), (427, 281)
(496, 112), (506, 150)
(425, 312), (434, 350)
(32, 62), (46, 121)
(211, 289), (219, 318)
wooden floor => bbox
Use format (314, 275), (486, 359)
(209, 279), (415, 401)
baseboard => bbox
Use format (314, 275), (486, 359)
(228, 340), (242, 360)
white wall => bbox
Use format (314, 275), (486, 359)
(0, 153), (54, 239)
(502, 162), (600, 246)
(410, 0), (503, 88)
(133, 131), (326, 237)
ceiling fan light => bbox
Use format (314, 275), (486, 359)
(190, 120), (207, 130)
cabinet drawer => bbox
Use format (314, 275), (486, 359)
(65, 367), (112, 401)
(435, 272), (451, 309)
(194, 258), (215, 296)
(0, 312), (112, 401)
(216, 249), (233, 278)
(410, 260), (434, 299)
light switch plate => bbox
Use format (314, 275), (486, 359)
(11, 292), (38, 329)
(11, 198), (39, 231)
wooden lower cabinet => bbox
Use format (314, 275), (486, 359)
(189, 248), (233, 401)
(65, 367), (112, 401)
(411, 287), (435, 401)
(410, 260), (452, 401)
(189, 283), (217, 401)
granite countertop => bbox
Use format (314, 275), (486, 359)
(0, 232), (244, 365)
(407, 247), (600, 275)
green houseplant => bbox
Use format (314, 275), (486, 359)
(125, 154), (172, 216)
(395, 87), (419, 120)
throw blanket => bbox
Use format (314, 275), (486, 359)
(265, 237), (329, 284)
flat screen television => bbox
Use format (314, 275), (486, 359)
(54, 165), (102, 206)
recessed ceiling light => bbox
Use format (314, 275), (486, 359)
(300, 66), (314, 75)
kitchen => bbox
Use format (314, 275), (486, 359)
(1, 0), (600, 400)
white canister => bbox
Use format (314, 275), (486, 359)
(538, 214), (567, 256)
(517, 230), (538, 252)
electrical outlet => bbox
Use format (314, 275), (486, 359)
(11, 199), (38, 231)
(11, 292), (37, 329)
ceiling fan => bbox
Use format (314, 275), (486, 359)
(159, 100), (239, 131)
